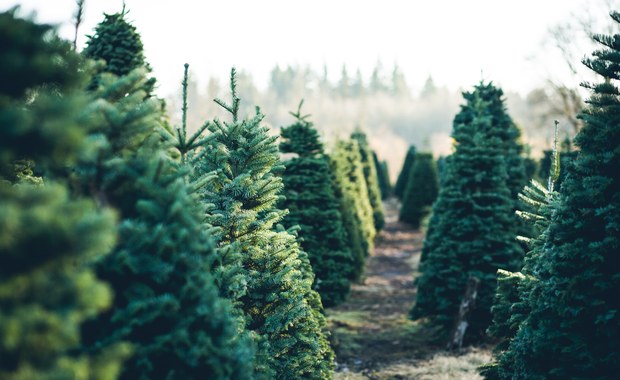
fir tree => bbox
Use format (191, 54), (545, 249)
(351, 130), (385, 230)
(373, 151), (392, 199)
(279, 101), (355, 307)
(79, 69), (253, 380)
(0, 11), (129, 379)
(330, 139), (376, 280)
(83, 7), (155, 96)
(399, 153), (439, 228)
(487, 13), (620, 379)
(394, 145), (416, 198)
(411, 82), (523, 341)
(195, 70), (334, 379)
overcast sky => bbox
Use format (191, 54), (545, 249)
(1, 0), (613, 97)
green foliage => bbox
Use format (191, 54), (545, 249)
(0, 11), (129, 379)
(330, 140), (376, 280)
(411, 82), (523, 342)
(394, 146), (416, 198)
(280, 102), (355, 307)
(351, 130), (385, 230)
(83, 8), (155, 96)
(195, 70), (334, 379)
(399, 153), (439, 228)
(485, 13), (620, 379)
(79, 69), (253, 380)
(373, 151), (392, 199)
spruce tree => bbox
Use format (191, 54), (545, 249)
(83, 7), (155, 96)
(0, 11), (129, 379)
(373, 151), (392, 199)
(394, 145), (416, 198)
(79, 69), (253, 380)
(195, 70), (334, 379)
(399, 153), (439, 228)
(351, 130), (385, 230)
(279, 101), (355, 307)
(330, 139), (376, 280)
(410, 82), (523, 341)
(487, 13), (620, 379)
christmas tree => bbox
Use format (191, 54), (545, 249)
(411, 82), (523, 342)
(195, 70), (334, 379)
(79, 69), (254, 379)
(0, 11), (129, 379)
(394, 146), (416, 198)
(280, 101), (355, 307)
(352, 130), (385, 230)
(373, 151), (392, 199)
(399, 153), (439, 228)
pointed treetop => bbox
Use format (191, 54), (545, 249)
(214, 67), (241, 122)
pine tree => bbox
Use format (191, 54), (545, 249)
(0, 11), (129, 379)
(399, 153), (439, 228)
(279, 101), (355, 307)
(394, 146), (416, 198)
(373, 151), (392, 199)
(351, 130), (385, 230)
(410, 82), (523, 341)
(83, 7), (155, 96)
(78, 69), (254, 380)
(195, 70), (334, 379)
(487, 13), (620, 379)
(330, 140), (376, 280)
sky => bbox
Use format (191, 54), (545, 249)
(0, 0), (610, 98)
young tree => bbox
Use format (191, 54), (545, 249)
(373, 151), (392, 199)
(83, 7), (155, 96)
(351, 130), (385, 230)
(78, 69), (254, 380)
(279, 101), (355, 307)
(399, 153), (439, 228)
(330, 140), (376, 280)
(0, 11), (129, 379)
(195, 70), (334, 379)
(411, 82), (523, 342)
(486, 13), (620, 379)
(394, 146), (416, 198)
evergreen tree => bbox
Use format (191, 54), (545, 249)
(195, 70), (334, 379)
(83, 7), (155, 96)
(394, 145), (416, 198)
(279, 101), (355, 307)
(410, 82), (523, 341)
(330, 140), (377, 280)
(0, 11), (129, 379)
(79, 69), (253, 380)
(487, 13), (620, 379)
(351, 130), (385, 230)
(399, 153), (439, 228)
(373, 151), (391, 199)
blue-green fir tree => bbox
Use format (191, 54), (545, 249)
(399, 152), (439, 228)
(279, 101), (355, 307)
(78, 68), (254, 379)
(484, 12), (620, 379)
(394, 146), (416, 199)
(195, 69), (334, 379)
(0, 11), (129, 379)
(352, 130), (385, 230)
(411, 82), (523, 342)
(373, 151), (392, 199)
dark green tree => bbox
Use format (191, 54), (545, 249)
(399, 153), (439, 228)
(0, 11), (129, 379)
(373, 151), (391, 199)
(485, 13), (620, 379)
(83, 7), (155, 96)
(411, 82), (523, 342)
(330, 139), (376, 280)
(351, 130), (385, 230)
(394, 145), (416, 198)
(79, 69), (254, 380)
(279, 101), (355, 307)
(195, 70), (334, 379)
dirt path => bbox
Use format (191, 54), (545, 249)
(327, 199), (490, 380)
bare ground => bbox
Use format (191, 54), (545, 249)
(327, 199), (491, 379)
